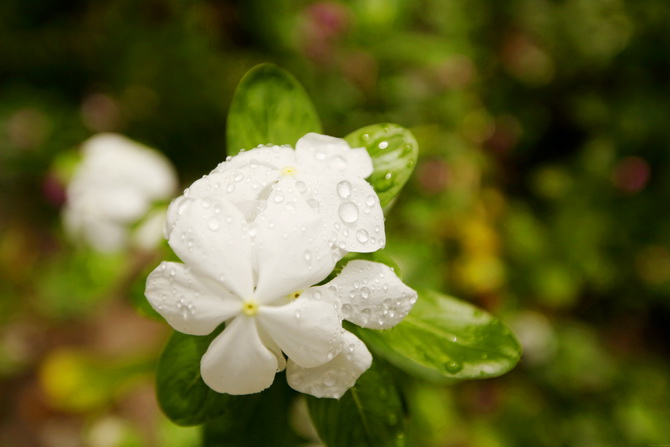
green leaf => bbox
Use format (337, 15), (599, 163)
(345, 124), (418, 207)
(156, 330), (241, 426)
(307, 360), (405, 447)
(227, 63), (322, 155)
(202, 374), (304, 447)
(354, 289), (522, 382)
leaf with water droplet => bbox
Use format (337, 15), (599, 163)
(353, 289), (522, 382)
(345, 123), (418, 208)
(307, 359), (404, 447)
(227, 64), (322, 155)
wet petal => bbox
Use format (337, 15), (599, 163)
(222, 145), (297, 171)
(168, 197), (254, 299)
(145, 261), (240, 335)
(295, 133), (373, 178)
(201, 316), (278, 395)
(299, 174), (385, 253)
(253, 177), (340, 303)
(326, 260), (418, 329)
(257, 297), (343, 368)
(286, 331), (372, 399)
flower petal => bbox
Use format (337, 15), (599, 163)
(299, 174), (385, 253)
(253, 177), (340, 303)
(257, 297), (343, 368)
(286, 331), (372, 399)
(326, 260), (418, 329)
(168, 197), (254, 299)
(145, 261), (240, 335)
(201, 316), (278, 395)
(296, 133), (373, 178)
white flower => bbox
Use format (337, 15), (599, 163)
(63, 133), (177, 252)
(146, 183), (416, 398)
(165, 133), (385, 253)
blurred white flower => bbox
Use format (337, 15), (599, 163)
(63, 133), (177, 252)
(165, 133), (385, 253)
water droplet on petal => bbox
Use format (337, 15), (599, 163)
(226, 184), (235, 193)
(295, 180), (307, 193)
(384, 172), (392, 180)
(338, 202), (359, 223)
(341, 303), (353, 316)
(336, 180), (352, 199)
(329, 156), (347, 171)
(356, 229), (369, 243)
(274, 193), (284, 203)
(295, 310), (301, 319)
(360, 286), (370, 299)
(323, 370), (338, 387)
(200, 198), (211, 208)
(208, 218), (220, 231)
(378, 141), (388, 149)
(304, 250), (312, 262)
(315, 151), (326, 161)
(366, 195), (377, 207)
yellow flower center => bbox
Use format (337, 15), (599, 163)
(281, 166), (297, 176)
(241, 300), (258, 316)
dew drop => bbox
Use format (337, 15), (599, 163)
(234, 173), (243, 182)
(341, 303), (353, 316)
(273, 193), (284, 203)
(329, 156), (347, 171)
(200, 198), (211, 208)
(444, 360), (463, 373)
(378, 141), (388, 149)
(208, 218), (220, 231)
(226, 184), (235, 193)
(356, 229), (369, 243)
(295, 180), (307, 193)
(338, 202), (359, 223)
(315, 151), (326, 161)
(323, 370), (338, 387)
(366, 195), (377, 207)
(384, 172), (392, 180)
(304, 250), (312, 263)
(295, 310), (301, 319)
(360, 287), (370, 299)
(336, 180), (352, 199)
(308, 199), (319, 209)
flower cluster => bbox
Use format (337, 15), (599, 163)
(146, 133), (417, 398)
(63, 133), (177, 252)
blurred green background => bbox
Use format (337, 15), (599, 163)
(2, 0), (670, 446)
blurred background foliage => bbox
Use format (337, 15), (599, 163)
(1, 0), (670, 446)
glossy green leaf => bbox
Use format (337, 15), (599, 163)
(202, 374), (304, 447)
(226, 63), (322, 155)
(156, 330), (241, 426)
(307, 360), (405, 447)
(345, 124), (418, 207)
(354, 289), (522, 382)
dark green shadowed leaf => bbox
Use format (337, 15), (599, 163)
(354, 289), (522, 382)
(227, 63), (322, 155)
(307, 360), (405, 447)
(202, 374), (305, 447)
(156, 330), (243, 426)
(345, 124), (418, 208)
